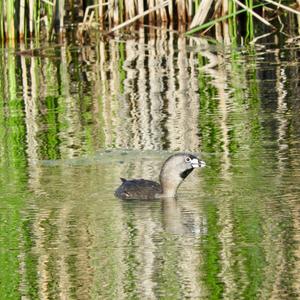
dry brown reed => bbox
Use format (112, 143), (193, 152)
(1, 0), (300, 42)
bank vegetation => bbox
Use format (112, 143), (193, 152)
(0, 0), (300, 44)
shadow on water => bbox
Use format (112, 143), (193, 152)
(0, 27), (300, 299)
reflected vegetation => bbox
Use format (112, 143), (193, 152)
(0, 28), (300, 299)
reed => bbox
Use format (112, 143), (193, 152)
(19, 0), (25, 40)
(0, 1), (300, 43)
(6, 0), (15, 40)
(186, 4), (262, 36)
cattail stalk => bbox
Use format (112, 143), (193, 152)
(160, 3), (167, 24)
(149, 0), (155, 24)
(187, 0), (193, 23)
(29, 0), (34, 37)
(113, 1), (119, 25)
(19, 0), (25, 40)
(0, 1), (3, 40)
(168, 0), (173, 23)
(0, 0), (300, 43)
(156, 0), (161, 24)
(178, 0), (186, 24)
(59, 0), (65, 40)
(137, 0), (144, 24)
(6, 0), (15, 40)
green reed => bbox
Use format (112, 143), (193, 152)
(245, 0), (254, 41)
(228, 0), (238, 41)
(6, 0), (15, 40)
(0, 1), (4, 41)
(0, 0), (299, 43)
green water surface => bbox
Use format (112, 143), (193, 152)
(0, 30), (300, 299)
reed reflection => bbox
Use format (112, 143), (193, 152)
(0, 27), (300, 299)
(119, 156), (205, 299)
(197, 37), (300, 299)
(20, 154), (206, 299)
(197, 37), (236, 299)
(18, 29), (202, 161)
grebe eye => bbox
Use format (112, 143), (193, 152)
(185, 157), (191, 162)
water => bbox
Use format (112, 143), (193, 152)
(1, 29), (300, 299)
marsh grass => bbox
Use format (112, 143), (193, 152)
(0, 1), (300, 43)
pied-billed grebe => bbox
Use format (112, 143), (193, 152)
(115, 153), (206, 200)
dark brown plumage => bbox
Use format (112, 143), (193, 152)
(115, 178), (161, 200)
(115, 153), (206, 200)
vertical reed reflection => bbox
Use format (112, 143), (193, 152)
(114, 156), (205, 299)
(197, 38), (300, 299)
(59, 45), (84, 158)
(91, 29), (200, 152)
(137, 28), (152, 149)
(22, 42), (38, 165)
(176, 35), (200, 151)
(1, 28), (300, 299)
(263, 49), (291, 300)
(271, 47), (300, 299)
(6, 28), (205, 161)
(197, 38), (236, 298)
